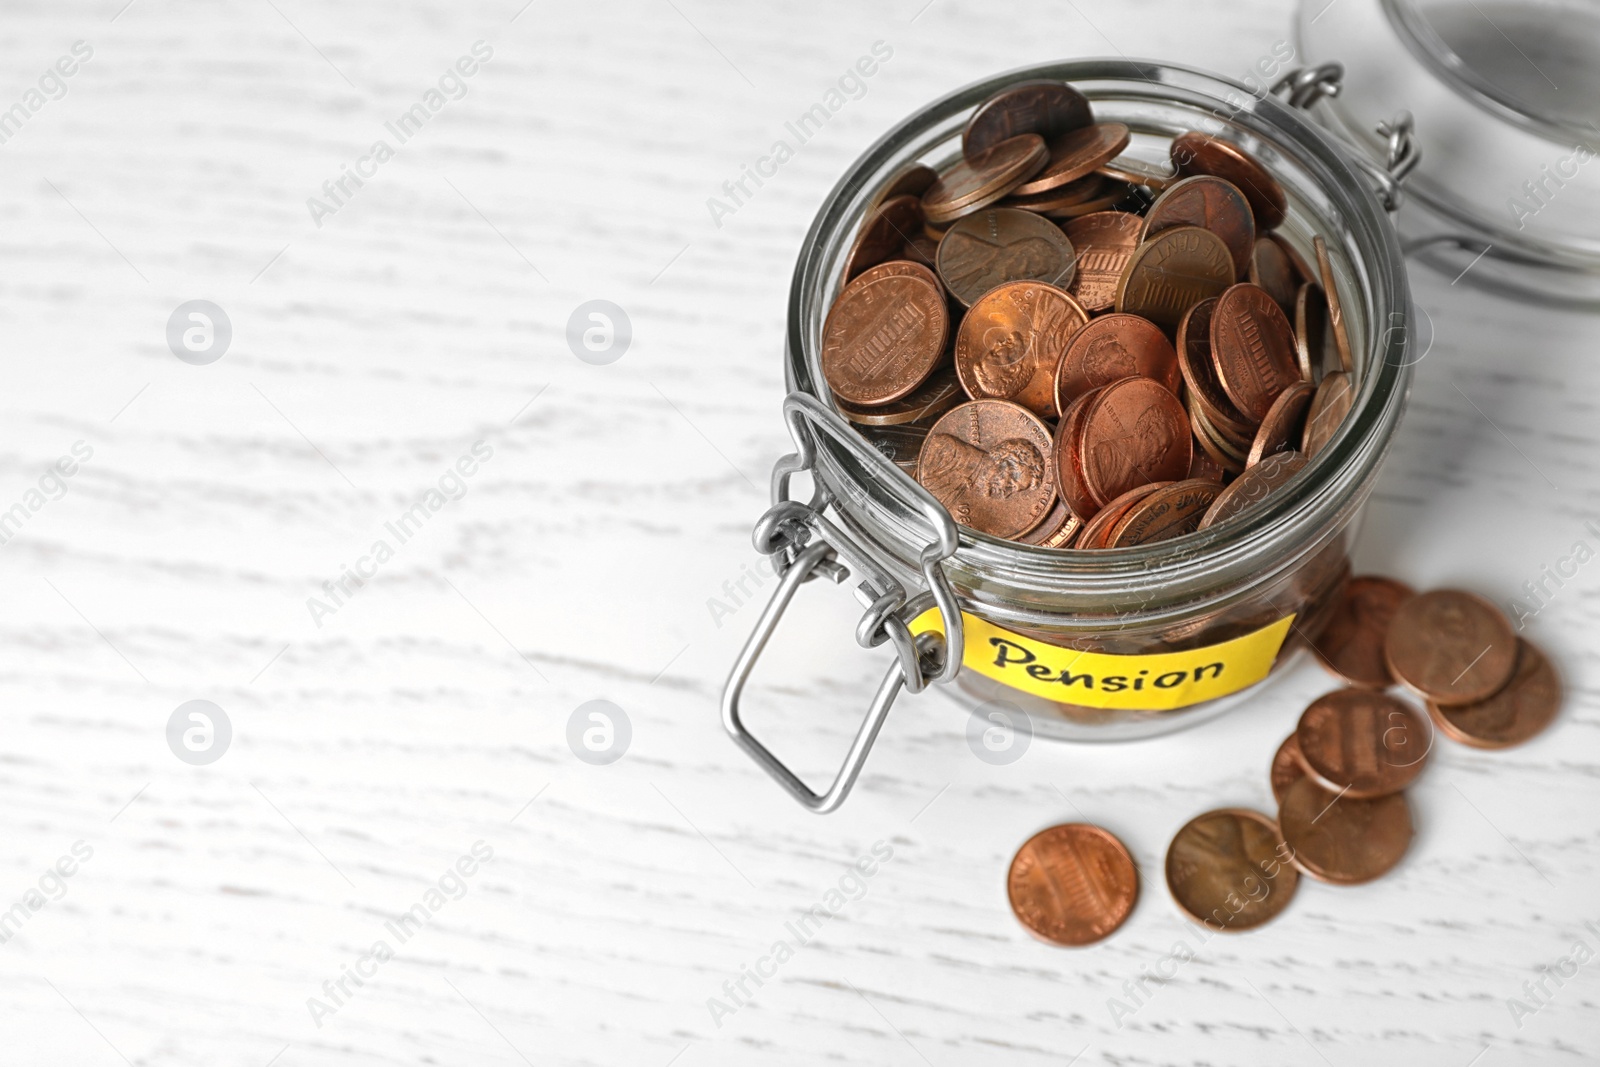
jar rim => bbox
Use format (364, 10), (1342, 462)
(783, 59), (1412, 612)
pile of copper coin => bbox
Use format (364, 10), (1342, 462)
(823, 78), (1356, 549)
(1006, 581), (1561, 945)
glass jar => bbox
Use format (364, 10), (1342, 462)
(723, 59), (1413, 813)
(1298, 0), (1600, 305)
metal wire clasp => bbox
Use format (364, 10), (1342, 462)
(721, 391), (963, 813)
(1274, 63), (1419, 213)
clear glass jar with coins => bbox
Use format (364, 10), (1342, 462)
(721, 59), (1417, 814)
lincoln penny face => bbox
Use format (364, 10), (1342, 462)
(955, 280), (1087, 418)
(918, 399), (1057, 538)
(1008, 823), (1138, 946)
(1078, 376), (1192, 507)
(1054, 313), (1180, 413)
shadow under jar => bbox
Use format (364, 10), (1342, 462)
(724, 59), (1413, 813)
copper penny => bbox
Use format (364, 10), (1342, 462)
(1429, 639), (1560, 749)
(1246, 380), (1314, 467)
(1188, 402), (1247, 476)
(918, 399), (1057, 538)
(844, 195), (924, 281)
(964, 80), (1094, 160)
(1076, 480), (1171, 550)
(1062, 210), (1144, 313)
(1270, 735), (1306, 805)
(1384, 589), (1519, 705)
(1187, 443), (1229, 483)
(1272, 232), (1317, 286)
(1313, 575), (1415, 688)
(1279, 777), (1412, 885)
(821, 269), (948, 406)
(1079, 376), (1192, 507)
(1054, 313), (1179, 412)
(1175, 297), (1254, 438)
(870, 162), (939, 210)
(955, 280), (1087, 419)
(1018, 496), (1083, 549)
(923, 134), (1049, 225)
(1314, 236), (1356, 374)
(1144, 175), (1256, 279)
(1097, 157), (1178, 193)
(1006, 822), (1138, 946)
(1002, 172), (1105, 213)
(937, 207), (1077, 306)
(1300, 370), (1354, 458)
(1293, 281), (1328, 383)
(1165, 808), (1299, 932)
(851, 258), (942, 291)
(1211, 283), (1301, 423)
(1295, 688), (1431, 799)
(1196, 449), (1306, 530)
(1012, 123), (1132, 197)
(1107, 478), (1222, 547)
(836, 366), (963, 426)
(1054, 387), (1103, 520)
(1249, 236), (1298, 314)
(1042, 187), (1126, 219)
(901, 234), (941, 271)
(1115, 225), (1235, 334)
(856, 422), (926, 476)
(1171, 131), (1288, 231)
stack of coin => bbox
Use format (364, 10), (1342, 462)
(1158, 581), (1560, 933)
(823, 78), (1360, 551)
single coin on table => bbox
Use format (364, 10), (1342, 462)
(1211, 283), (1301, 423)
(1075, 480), (1172, 550)
(1011, 123), (1132, 197)
(1249, 235), (1298, 313)
(1171, 131), (1288, 230)
(1246, 380), (1315, 467)
(1143, 174), (1256, 279)
(964, 80), (1094, 159)
(918, 399), (1058, 539)
(1106, 478), (1222, 547)
(1428, 639), (1560, 749)
(1384, 589), (1519, 706)
(1115, 225), (1236, 333)
(1077, 376), (1193, 509)
(1165, 808), (1299, 932)
(843, 194), (924, 281)
(1300, 370), (1354, 458)
(1061, 210), (1144, 313)
(1271, 734), (1307, 805)
(1293, 281), (1328, 383)
(1007, 823), (1138, 946)
(1313, 575), (1415, 688)
(923, 134), (1050, 225)
(836, 366), (963, 427)
(1196, 449), (1307, 530)
(1054, 313), (1179, 413)
(955, 280), (1087, 419)
(820, 268), (948, 406)
(936, 207), (1077, 306)
(1314, 235), (1356, 374)
(1295, 688), (1432, 799)
(1278, 777), (1413, 885)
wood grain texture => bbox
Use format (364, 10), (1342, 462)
(1, 1), (1597, 1064)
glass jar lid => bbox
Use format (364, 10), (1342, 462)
(1298, 0), (1600, 303)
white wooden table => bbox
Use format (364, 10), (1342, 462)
(3, 1), (1597, 1064)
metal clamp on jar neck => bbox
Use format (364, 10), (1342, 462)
(721, 392), (963, 813)
(1274, 63), (1420, 213)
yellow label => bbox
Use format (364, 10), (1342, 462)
(909, 609), (1295, 711)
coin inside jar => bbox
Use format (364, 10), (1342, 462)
(1115, 225), (1235, 333)
(1075, 480), (1172, 550)
(1211, 283), (1301, 423)
(1171, 131), (1288, 231)
(955, 280), (1087, 418)
(1143, 174), (1256, 279)
(1007, 823), (1138, 946)
(1278, 777), (1413, 885)
(1300, 370), (1355, 458)
(963, 79), (1093, 159)
(1176, 297), (1254, 438)
(1314, 235), (1356, 374)
(1313, 575), (1415, 688)
(835, 367), (963, 427)
(1196, 449), (1307, 530)
(1061, 210), (1144, 313)
(1078, 376), (1192, 508)
(1293, 280), (1329, 384)
(1384, 589), (1519, 705)
(1011, 123), (1132, 197)
(1428, 639), (1560, 749)
(1294, 688), (1432, 798)
(923, 134), (1049, 225)
(936, 207), (1077, 306)
(1106, 478), (1222, 547)
(1249, 235), (1298, 314)
(1054, 313), (1180, 413)
(821, 268), (948, 406)
(1245, 380), (1314, 468)
(843, 194), (925, 281)
(1165, 808), (1298, 932)
(917, 399), (1057, 539)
